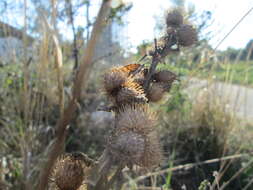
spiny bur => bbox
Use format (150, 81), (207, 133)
(166, 9), (184, 27)
(103, 69), (128, 99)
(147, 82), (166, 102)
(103, 65), (147, 106)
(115, 80), (147, 106)
(152, 70), (178, 83)
(109, 131), (145, 167)
(51, 153), (87, 190)
(177, 24), (197, 46)
(108, 105), (162, 168)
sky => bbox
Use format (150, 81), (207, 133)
(2, 0), (253, 51)
(124, 0), (253, 51)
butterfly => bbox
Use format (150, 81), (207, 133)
(119, 63), (142, 74)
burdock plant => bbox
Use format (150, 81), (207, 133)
(50, 8), (197, 190)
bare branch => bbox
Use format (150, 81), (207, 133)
(123, 153), (253, 188)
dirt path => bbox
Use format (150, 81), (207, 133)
(186, 78), (253, 123)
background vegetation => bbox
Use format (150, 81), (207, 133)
(0, 0), (252, 189)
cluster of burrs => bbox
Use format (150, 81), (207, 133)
(49, 8), (197, 190)
(103, 64), (163, 168)
(148, 8), (197, 58)
(103, 7), (197, 171)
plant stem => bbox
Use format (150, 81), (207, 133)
(37, 1), (112, 189)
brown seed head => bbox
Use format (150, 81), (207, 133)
(108, 105), (162, 167)
(153, 70), (178, 83)
(147, 82), (165, 102)
(103, 69), (127, 98)
(116, 80), (147, 106)
(115, 105), (156, 132)
(109, 131), (145, 166)
(177, 24), (197, 46)
(51, 154), (86, 190)
(166, 9), (183, 27)
(141, 133), (163, 168)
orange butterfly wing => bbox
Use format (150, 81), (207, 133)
(120, 64), (141, 73)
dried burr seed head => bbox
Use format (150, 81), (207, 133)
(51, 153), (86, 190)
(152, 70), (178, 83)
(147, 82), (166, 102)
(109, 131), (145, 166)
(103, 68), (127, 98)
(108, 105), (162, 168)
(103, 64), (144, 101)
(116, 80), (147, 106)
(141, 132), (163, 168)
(177, 24), (197, 46)
(115, 105), (156, 132)
(166, 9), (183, 27)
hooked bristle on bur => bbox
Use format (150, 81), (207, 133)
(108, 105), (162, 168)
(51, 153), (87, 190)
(115, 104), (156, 131)
(140, 132), (163, 168)
(177, 24), (197, 46)
(166, 9), (184, 27)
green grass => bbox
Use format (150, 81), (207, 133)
(157, 60), (253, 87)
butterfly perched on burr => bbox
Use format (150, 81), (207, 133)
(114, 63), (142, 75)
